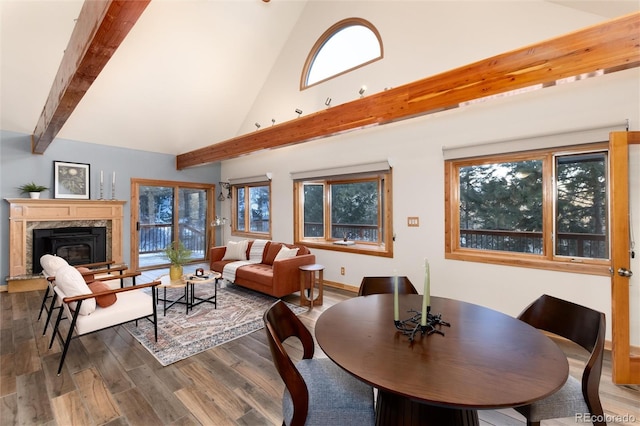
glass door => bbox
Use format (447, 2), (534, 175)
(132, 179), (215, 270)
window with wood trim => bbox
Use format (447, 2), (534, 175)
(231, 182), (271, 239)
(445, 143), (611, 275)
(301, 17), (383, 89)
(294, 171), (393, 257)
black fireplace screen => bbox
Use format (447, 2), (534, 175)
(32, 227), (107, 274)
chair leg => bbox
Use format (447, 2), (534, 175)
(526, 421), (540, 426)
(57, 302), (82, 376)
(42, 293), (58, 335)
(153, 289), (158, 342)
(37, 286), (50, 321)
(50, 305), (64, 349)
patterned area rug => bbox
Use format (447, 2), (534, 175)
(123, 282), (306, 366)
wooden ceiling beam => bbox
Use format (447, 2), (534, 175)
(31, 0), (151, 154)
(177, 12), (639, 169)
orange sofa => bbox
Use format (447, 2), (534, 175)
(209, 241), (315, 298)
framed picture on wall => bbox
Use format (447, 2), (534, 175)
(53, 161), (90, 199)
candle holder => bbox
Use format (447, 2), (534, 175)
(98, 181), (104, 200)
(111, 182), (116, 200)
(394, 306), (450, 341)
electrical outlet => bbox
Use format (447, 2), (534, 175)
(340, 266), (345, 275)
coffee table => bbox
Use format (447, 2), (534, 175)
(184, 270), (221, 312)
(156, 274), (188, 315)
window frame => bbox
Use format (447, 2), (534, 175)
(294, 171), (393, 257)
(231, 181), (272, 240)
(300, 17), (383, 90)
(444, 142), (611, 275)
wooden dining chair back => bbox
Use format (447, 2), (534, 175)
(515, 294), (606, 426)
(358, 276), (418, 296)
(263, 300), (375, 426)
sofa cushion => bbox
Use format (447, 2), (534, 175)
(263, 243), (282, 265)
(274, 246), (299, 261)
(236, 263), (274, 287)
(222, 240), (249, 261)
(88, 281), (117, 307)
(40, 254), (69, 277)
(55, 265), (96, 315)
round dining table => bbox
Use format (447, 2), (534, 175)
(315, 294), (569, 426)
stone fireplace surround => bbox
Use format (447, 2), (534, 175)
(5, 199), (126, 292)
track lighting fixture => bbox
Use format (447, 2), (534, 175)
(255, 122), (261, 129)
(359, 86), (367, 97)
(325, 97), (332, 107)
(295, 108), (303, 117)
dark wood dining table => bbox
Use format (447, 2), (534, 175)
(315, 294), (569, 426)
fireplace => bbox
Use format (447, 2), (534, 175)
(32, 227), (107, 274)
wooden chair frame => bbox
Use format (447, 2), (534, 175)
(516, 294), (606, 426)
(50, 280), (160, 375)
(358, 276), (418, 296)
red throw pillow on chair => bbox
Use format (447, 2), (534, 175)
(76, 267), (95, 283)
(87, 281), (117, 307)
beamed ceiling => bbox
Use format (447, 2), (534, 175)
(2, 1), (639, 168)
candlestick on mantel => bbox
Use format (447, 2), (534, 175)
(421, 258), (430, 326)
(99, 170), (104, 200)
(393, 272), (399, 322)
(111, 171), (116, 200)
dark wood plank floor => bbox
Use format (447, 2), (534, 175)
(1, 270), (638, 425)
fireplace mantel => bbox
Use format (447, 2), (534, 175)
(5, 198), (126, 290)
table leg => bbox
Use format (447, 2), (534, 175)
(375, 390), (479, 426)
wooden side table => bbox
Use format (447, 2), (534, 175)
(299, 264), (324, 307)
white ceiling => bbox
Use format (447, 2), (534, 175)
(1, 0), (638, 157)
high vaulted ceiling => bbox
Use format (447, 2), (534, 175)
(1, 0), (638, 158)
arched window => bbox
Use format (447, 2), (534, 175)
(301, 18), (383, 89)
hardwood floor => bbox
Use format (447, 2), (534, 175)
(1, 271), (638, 425)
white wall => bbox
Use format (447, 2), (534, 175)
(220, 1), (640, 344)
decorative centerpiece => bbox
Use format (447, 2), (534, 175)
(18, 182), (49, 199)
(393, 258), (450, 341)
(164, 241), (191, 280)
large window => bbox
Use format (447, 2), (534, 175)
(294, 166), (392, 257)
(445, 143), (610, 274)
(232, 182), (271, 239)
(301, 18), (382, 89)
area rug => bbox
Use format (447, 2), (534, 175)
(123, 283), (307, 366)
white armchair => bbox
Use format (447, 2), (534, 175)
(49, 264), (160, 375)
(38, 254), (139, 336)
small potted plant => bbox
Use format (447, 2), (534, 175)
(18, 182), (49, 199)
(164, 241), (191, 280)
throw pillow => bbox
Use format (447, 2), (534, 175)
(274, 246), (299, 262)
(222, 240), (249, 261)
(76, 267), (95, 283)
(87, 281), (117, 307)
(55, 264), (96, 315)
(263, 243), (282, 265)
(40, 254), (69, 277)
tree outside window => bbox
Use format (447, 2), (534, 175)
(295, 173), (392, 257)
(446, 144), (610, 274)
(232, 183), (271, 238)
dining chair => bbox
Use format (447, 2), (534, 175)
(515, 294), (606, 426)
(358, 276), (418, 296)
(263, 300), (375, 426)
